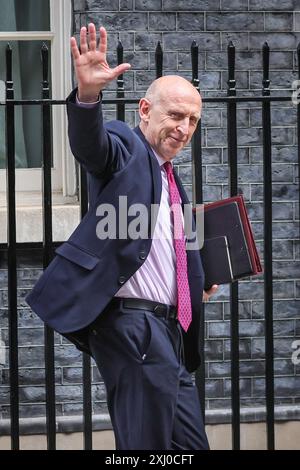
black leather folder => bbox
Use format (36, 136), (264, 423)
(196, 195), (263, 290)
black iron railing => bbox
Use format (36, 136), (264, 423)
(0, 40), (299, 451)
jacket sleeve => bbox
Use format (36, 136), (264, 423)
(66, 88), (131, 177)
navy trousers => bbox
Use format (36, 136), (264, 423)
(88, 301), (209, 450)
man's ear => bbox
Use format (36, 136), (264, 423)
(139, 98), (151, 123)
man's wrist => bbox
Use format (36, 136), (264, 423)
(76, 89), (103, 107)
(77, 95), (100, 103)
(76, 94), (100, 106)
(77, 88), (102, 103)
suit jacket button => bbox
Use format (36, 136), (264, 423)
(118, 276), (126, 285)
(139, 251), (146, 260)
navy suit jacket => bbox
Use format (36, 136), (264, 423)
(26, 89), (205, 372)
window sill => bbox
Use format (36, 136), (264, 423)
(0, 192), (80, 243)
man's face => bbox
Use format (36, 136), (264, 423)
(140, 87), (201, 161)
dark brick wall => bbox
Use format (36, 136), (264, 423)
(0, 251), (109, 422)
(0, 0), (299, 431)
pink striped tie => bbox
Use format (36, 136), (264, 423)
(164, 161), (192, 332)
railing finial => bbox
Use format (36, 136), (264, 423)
(191, 40), (199, 91)
(41, 42), (49, 85)
(117, 40), (123, 64)
(227, 41), (236, 97)
(6, 43), (13, 84)
(262, 42), (270, 95)
(116, 40), (125, 121)
(155, 41), (163, 78)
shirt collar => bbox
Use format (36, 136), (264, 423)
(151, 148), (173, 168)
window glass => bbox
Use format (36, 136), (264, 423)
(0, 0), (51, 169)
(0, 0), (50, 32)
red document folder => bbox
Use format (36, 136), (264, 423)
(194, 195), (263, 290)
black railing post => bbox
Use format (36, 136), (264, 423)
(191, 40), (202, 205)
(80, 166), (93, 450)
(6, 43), (20, 450)
(41, 43), (56, 450)
(155, 42), (163, 79)
(262, 41), (275, 450)
(227, 41), (240, 450)
(116, 41), (125, 121)
(75, 25), (91, 447)
(190, 40), (205, 422)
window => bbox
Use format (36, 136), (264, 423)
(0, 0), (75, 194)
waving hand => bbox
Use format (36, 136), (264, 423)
(70, 24), (131, 102)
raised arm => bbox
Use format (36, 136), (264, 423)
(68, 24), (132, 175)
(70, 23), (131, 102)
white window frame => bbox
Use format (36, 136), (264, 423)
(0, 0), (76, 196)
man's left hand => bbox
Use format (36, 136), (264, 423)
(203, 284), (218, 302)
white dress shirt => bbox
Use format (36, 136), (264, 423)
(115, 152), (178, 306)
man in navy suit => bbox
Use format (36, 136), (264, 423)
(26, 23), (217, 450)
